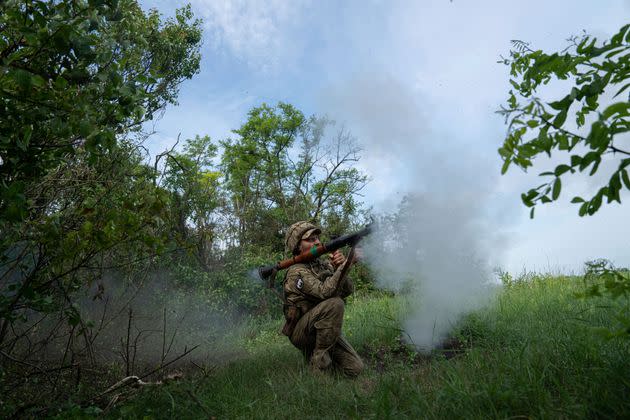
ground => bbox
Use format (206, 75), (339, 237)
(24, 276), (630, 418)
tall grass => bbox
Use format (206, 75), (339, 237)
(101, 276), (629, 419)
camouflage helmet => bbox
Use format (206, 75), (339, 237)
(285, 221), (321, 255)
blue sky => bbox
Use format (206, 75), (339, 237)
(139, 0), (630, 274)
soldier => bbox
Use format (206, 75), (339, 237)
(281, 221), (364, 377)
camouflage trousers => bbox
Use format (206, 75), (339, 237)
(290, 297), (364, 377)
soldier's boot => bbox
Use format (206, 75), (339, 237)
(310, 327), (339, 372)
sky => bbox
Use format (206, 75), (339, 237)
(139, 0), (630, 275)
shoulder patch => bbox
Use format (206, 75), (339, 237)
(296, 277), (303, 290)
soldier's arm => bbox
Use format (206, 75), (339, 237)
(322, 259), (353, 298)
(286, 263), (350, 300)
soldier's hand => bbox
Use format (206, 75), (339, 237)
(330, 250), (346, 268)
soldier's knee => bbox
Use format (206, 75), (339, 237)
(314, 297), (345, 330)
(325, 297), (344, 314)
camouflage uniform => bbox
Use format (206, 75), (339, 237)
(282, 221), (364, 377)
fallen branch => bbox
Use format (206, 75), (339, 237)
(87, 344), (199, 404)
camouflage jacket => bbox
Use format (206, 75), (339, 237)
(283, 258), (354, 315)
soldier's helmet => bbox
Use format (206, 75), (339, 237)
(285, 221), (321, 255)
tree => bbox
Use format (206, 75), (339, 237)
(0, 0), (202, 345)
(220, 102), (304, 250)
(220, 103), (369, 253)
(0, 0), (201, 223)
(307, 125), (368, 236)
(162, 135), (223, 270)
(498, 24), (630, 218)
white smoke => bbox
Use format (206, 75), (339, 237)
(363, 190), (501, 352)
(321, 74), (509, 351)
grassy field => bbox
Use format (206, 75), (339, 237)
(81, 275), (629, 419)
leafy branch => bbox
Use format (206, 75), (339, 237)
(498, 24), (630, 218)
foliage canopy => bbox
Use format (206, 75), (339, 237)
(498, 24), (630, 218)
(0, 0), (202, 337)
(0, 0), (201, 223)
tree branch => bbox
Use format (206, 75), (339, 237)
(610, 145), (630, 156)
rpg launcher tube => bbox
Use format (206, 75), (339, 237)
(258, 223), (372, 284)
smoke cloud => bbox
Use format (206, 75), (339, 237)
(74, 270), (251, 367)
(322, 74), (508, 351)
(363, 191), (502, 352)
(8, 269), (253, 374)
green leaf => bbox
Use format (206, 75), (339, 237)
(610, 172), (622, 191)
(589, 156), (601, 176)
(577, 36), (596, 54)
(554, 164), (571, 176)
(621, 169), (630, 190)
(613, 82), (630, 98)
(54, 76), (68, 90)
(31, 74), (46, 88)
(557, 133), (569, 150)
(606, 174), (622, 203)
(501, 158), (511, 174)
(553, 110), (568, 127)
(14, 69), (32, 90)
(548, 96), (571, 111)
(529, 207), (535, 219)
(602, 102), (630, 120)
(579, 152), (599, 171)
(537, 128), (553, 156)
(552, 177), (561, 200)
(589, 192), (603, 214)
(585, 94), (599, 109)
(576, 112), (586, 127)
(19, 125), (33, 151)
(571, 196), (585, 203)
(579, 202), (588, 216)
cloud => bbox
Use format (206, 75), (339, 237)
(191, 0), (310, 71)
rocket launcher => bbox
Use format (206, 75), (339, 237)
(258, 222), (373, 287)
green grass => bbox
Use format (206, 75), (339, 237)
(101, 276), (629, 419)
